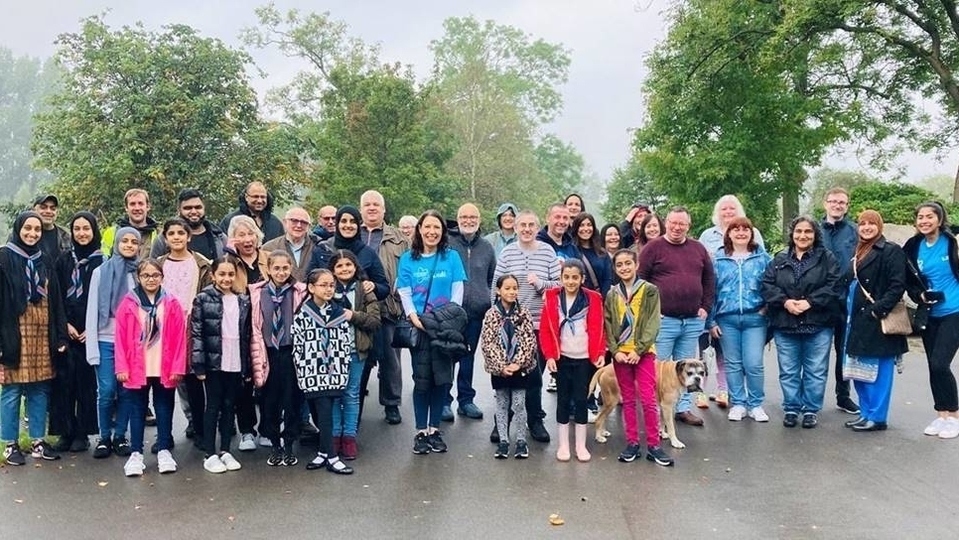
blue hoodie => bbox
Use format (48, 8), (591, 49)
(535, 227), (579, 261)
(708, 246), (771, 327)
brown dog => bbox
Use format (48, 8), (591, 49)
(656, 358), (707, 449)
(588, 364), (620, 443)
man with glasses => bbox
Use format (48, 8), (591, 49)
(820, 187), (861, 415)
(150, 188), (226, 261)
(219, 181), (284, 243)
(638, 206), (716, 426)
(259, 207), (318, 283)
(313, 205), (337, 241)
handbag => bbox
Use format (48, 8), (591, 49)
(843, 354), (879, 383)
(853, 258), (912, 336)
(391, 255), (438, 349)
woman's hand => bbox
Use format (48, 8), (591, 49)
(362, 280), (375, 294)
(709, 326), (722, 339)
(546, 358), (558, 373)
(410, 314), (424, 331)
(116, 372), (129, 383)
(614, 352), (628, 363)
(626, 351), (640, 365)
(170, 373), (182, 383)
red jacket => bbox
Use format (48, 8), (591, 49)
(539, 287), (605, 366)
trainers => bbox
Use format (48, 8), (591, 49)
(384, 406), (402, 425)
(203, 454), (227, 474)
(441, 405), (455, 423)
(457, 403), (484, 420)
(145, 406), (157, 426)
(748, 406), (770, 423)
(783, 412), (799, 428)
(514, 440), (529, 459)
(618, 443), (641, 463)
(3, 443), (25, 466)
(184, 421), (195, 439)
(646, 445), (674, 467)
(301, 422), (319, 436)
(220, 452), (242, 471)
(494, 442), (510, 459)
(31, 440), (61, 461)
(837, 398), (860, 415)
(716, 391), (729, 409)
(801, 413), (819, 429)
(123, 452), (145, 477)
(258, 435), (272, 448)
(282, 451), (298, 467)
(157, 449), (177, 474)
(727, 405), (747, 421)
(412, 433), (432, 455)
(113, 437), (132, 457)
(93, 437), (112, 459)
(266, 447), (284, 466)
(924, 417), (948, 436)
(695, 392), (709, 409)
(428, 431), (448, 453)
(238, 433), (256, 452)
(938, 417), (959, 439)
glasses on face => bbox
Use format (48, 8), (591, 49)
(826, 199), (848, 206)
(139, 273), (163, 280)
(666, 220), (689, 228)
(320, 216), (336, 221)
(246, 194), (267, 200)
(288, 218), (309, 227)
(458, 215), (479, 221)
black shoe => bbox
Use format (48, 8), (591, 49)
(151, 441), (159, 455)
(52, 436), (72, 452)
(412, 433), (432, 455)
(3, 443), (25, 466)
(457, 403), (484, 420)
(852, 420), (888, 432)
(844, 416), (867, 428)
(646, 446), (674, 467)
(528, 422), (550, 443)
(31, 440), (61, 461)
(618, 443), (641, 463)
(837, 398), (860, 415)
(266, 447), (284, 466)
(69, 437), (90, 453)
(282, 451), (299, 467)
(441, 405), (455, 423)
(184, 422), (195, 439)
(428, 431), (448, 453)
(113, 437), (132, 457)
(326, 456), (354, 475)
(801, 413), (819, 429)
(93, 438), (112, 459)
(783, 412), (799, 428)
(514, 441), (529, 459)
(145, 407), (157, 427)
(494, 442), (510, 459)
(385, 406), (402, 425)
(305, 452), (328, 470)
(489, 426), (501, 444)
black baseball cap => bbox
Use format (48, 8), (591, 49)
(33, 194), (59, 207)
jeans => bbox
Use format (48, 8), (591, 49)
(118, 378), (175, 454)
(717, 313), (768, 409)
(95, 340), (128, 440)
(333, 355), (364, 437)
(613, 352), (658, 447)
(1, 381), (50, 441)
(447, 317), (482, 407)
(656, 316), (705, 413)
(921, 313), (959, 412)
(774, 328), (833, 413)
(854, 357), (895, 423)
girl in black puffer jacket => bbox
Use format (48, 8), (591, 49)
(191, 257), (252, 474)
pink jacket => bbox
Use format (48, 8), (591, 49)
(249, 281), (308, 388)
(114, 292), (187, 390)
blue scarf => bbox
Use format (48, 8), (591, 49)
(97, 227), (141, 329)
(134, 286), (165, 348)
(559, 290), (589, 336)
(496, 300), (520, 361)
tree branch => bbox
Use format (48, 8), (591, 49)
(940, 0), (959, 41)
(688, 29), (774, 78)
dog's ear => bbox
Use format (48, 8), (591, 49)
(675, 360), (686, 379)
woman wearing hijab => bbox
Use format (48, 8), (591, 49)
(49, 212), (104, 453)
(85, 226), (142, 459)
(844, 210), (908, 432)
(0, 211), (69, 465)
(311, 205), (390, 301)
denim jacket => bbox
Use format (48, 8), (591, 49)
(708, 247), (771, 328)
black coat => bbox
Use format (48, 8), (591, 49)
(410, 303), (468, 392)
(845, 237), (909, 357)
(191, 285), (252, 377)
(762, 247), (842, 330)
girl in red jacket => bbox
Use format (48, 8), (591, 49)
(540, 259), (605, 462)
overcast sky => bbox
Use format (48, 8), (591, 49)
(4, 0), (955, 184)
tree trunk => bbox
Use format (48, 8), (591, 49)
(952, 158), (959, 205)
(781, 185), (800, 242)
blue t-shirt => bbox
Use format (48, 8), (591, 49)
(917, 235), (959, 317)
(397, 249), (466, 314)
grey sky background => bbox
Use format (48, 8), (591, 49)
(4, 0), (955, 188)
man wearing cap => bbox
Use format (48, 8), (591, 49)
(484, 203), (519, 257)
(620, 202), (652, 249)
(33, 194), (71, 261)
(258, 207), (319, 283)
(219, 181), (284, 243)
(312, 205), (337, 241)
(150, 188), (226, 261)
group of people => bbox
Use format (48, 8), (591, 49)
(2, 183), (958, 479)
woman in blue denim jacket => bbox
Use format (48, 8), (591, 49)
(708, 217), (772, 423)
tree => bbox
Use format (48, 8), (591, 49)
(848, 181), (955, 225)
(805, 167), (878, 214)
(601, 156), (669, 225)
(32, 16), (302, 222)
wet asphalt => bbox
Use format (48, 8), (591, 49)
(2, 344), (958, 539)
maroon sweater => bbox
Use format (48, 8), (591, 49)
(637, 237), (715, 317)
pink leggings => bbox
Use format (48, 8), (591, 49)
(613, 352), (659, 447)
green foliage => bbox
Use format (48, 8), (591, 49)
(805, 167), (879, 215)
(31, 16), (303, 223)
(601, 157), (669, 225)
(848, 181), (957, 226)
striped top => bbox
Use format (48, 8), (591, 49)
(492, 242), (561, 329)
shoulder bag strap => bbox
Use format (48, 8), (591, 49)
(853, 257), (876, 304)
(580, 253), (599, 290)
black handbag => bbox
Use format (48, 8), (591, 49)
(391, 255), (437, 349)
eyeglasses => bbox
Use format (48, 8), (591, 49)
(288, 218), (309, 227)
(139, 273), (163, 280)
(825, 200), (848, 206)
(320, 216), (336, 221)
(246, 194), (267, 200)
(458, 216), (480, 221)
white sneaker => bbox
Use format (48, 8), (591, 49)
(924, 417), (948, 436)
(727, 405), (746, 421)
(937, 418), (959, 439)
(258, 436), (272, 448)
(219, 451), (242, 471)
(748, 406), (770, 423)
(204, 454), (227, 474)
(157, 449), (177, 474)
(123, 452), (145, 477)
(238, 433), (256, 452)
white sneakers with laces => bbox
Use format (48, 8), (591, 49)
(238, 433), (257, 452)
(937, 417), (959, 439)
(219, 452), (242, 471)
(748, 406), (770, 422)
(924, 417), (948, 436)
(727, 405), (747, 421)
(124, 452), (146, 477)
(157, 449), (177, 474)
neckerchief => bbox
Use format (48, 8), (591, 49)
(334, 280), (357, 310)
(5, 242), (46, 303)
(614, 279), (645, 346)
(268, 281), (292, 348)
(496, 300), (520, 361)
(559, 289), (588, 335)
(67, 248), (103, 300)
(135, 286), (164, 348)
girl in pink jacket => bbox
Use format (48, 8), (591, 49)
(114, 259), (187, 477)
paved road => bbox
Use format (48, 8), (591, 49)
(2, 345), (958, 539)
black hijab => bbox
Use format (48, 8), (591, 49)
(332, 205), (363, 252)
(2, 211), (47, 316)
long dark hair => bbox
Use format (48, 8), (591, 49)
(787, 216), (824, 251)
(571, 213), (604, 255)
(411, 209), (450, 260)
(329, 249), (368, 283)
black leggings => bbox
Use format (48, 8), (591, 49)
(203, 371), (242, 455)
(306, 396), (334, 456)
(555, 356), (591, 425)
(921, 312), (959, 412)
(259, 347), (303, 446)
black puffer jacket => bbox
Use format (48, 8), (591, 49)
(410, 303), (468, 392)
(845, 237), (909, 357)
(191, 285), (253, 376)
(762, 246), (842, 330)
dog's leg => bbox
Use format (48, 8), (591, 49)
(662, 401), (685, 449)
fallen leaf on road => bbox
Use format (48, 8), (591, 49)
(98, 481), (109, 487)
(549, 513), (565, 526)
(14, 499), (23, 503)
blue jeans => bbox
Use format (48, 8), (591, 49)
(333, 355), (364, 437)
(717, 313), (768, 409)
(656, 316), (706, 413)
(95, 341), (128, 440)
(774, 328), (833, 413)
(447, 317), (482, 407)
(118, 378), (176, 454)
(1, 381), (50, 441)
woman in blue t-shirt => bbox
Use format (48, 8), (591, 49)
(396, 210), (466, 455)
(903, 201), (959, 440)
